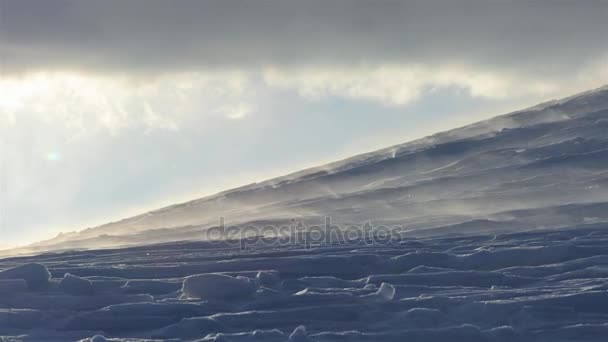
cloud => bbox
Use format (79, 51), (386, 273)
(264, 65), (562, 106)
(1, 0), (606, 111)
(219, 103), (253, 120)
(1, 63), (603, 141)
(1, 0), (607, 77)
(0, 71), (260, 134)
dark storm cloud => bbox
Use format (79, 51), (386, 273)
(1, 0), (607, 75)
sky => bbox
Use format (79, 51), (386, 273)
(1, 0), (607, 247)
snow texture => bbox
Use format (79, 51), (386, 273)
(182, 273), (258, 300)
(1, 226), (608, 340)
(61, 273), (94, 296)
(0, 263), (51, 290)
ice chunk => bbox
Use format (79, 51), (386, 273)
(61, 273), (94, 296)
(90, 336), (107, 342)
(182, 273), (258, 300)
(0, 263), (51, 290)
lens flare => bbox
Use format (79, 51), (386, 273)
(46, 152), (61, 162)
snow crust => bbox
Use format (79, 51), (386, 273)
(0, 263), (51, 290)
(1, 226), (608, 341)
(61, 273), (94, 296)
(182, 273), (258, 300)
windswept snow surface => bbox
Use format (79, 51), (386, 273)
(2, 226), (608, 341)
(9, 85), (608, 254)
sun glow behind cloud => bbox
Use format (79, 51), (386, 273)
(2, 63), (596, 134)
(0, 71), (259, 134)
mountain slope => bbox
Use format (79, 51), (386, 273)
(15, 85), (608, 253)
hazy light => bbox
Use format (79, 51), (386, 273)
(46, 152), (61, 162)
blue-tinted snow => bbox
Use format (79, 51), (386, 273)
(0, 226), (608, 341)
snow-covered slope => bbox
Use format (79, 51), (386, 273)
(13, 85), (608, 254)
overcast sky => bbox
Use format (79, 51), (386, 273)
(1, 0), (607, 246)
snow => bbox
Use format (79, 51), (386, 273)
(2, 226), (608, 340)
(371, 282), (396, 301)
(61, 273), (94, 296)
(153, 316), (223, 339)
(89, 336), (107, 342)
(289, 325), (310, 341)
(121, 279), (181, 295)
(0, 263), (51, 290)
(256, 270), (281, 288)
(0, 279), (28, 293)
(182, 273), (258, 300)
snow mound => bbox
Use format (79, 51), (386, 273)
(0, 263), (51, 290)
(375, 282), (396, 301)
(182, 273), (258, 300)
(61, 273), (94, 296)
(362, 282), (395, 302)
